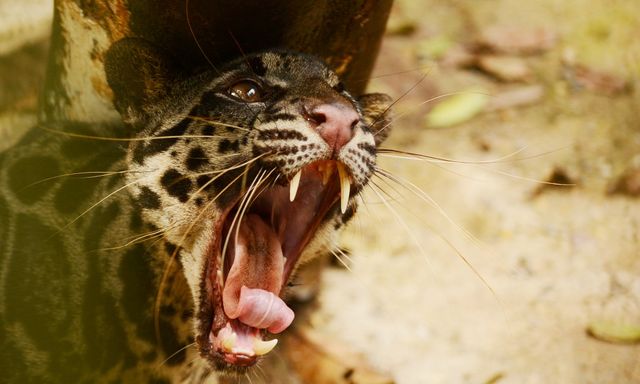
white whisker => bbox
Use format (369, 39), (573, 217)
(375, 168), (480, 245)
(157, 342), (196, 368)
(367, 183), (437, 277)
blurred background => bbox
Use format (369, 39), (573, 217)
(1, 0), (639, 383)
(320, 1), (640, 383)
(0, 0), (51, 150)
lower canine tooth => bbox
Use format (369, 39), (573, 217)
(336, 163), (350, 214)
(289, 170), (302, 202)
(222, 332), (237, 351)
(253, 338), (278, 356)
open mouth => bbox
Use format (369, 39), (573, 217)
(198, 160), (352, 369)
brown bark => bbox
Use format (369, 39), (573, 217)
(42, 0), (393, 123)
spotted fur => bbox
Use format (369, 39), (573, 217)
(0, 37), (392, 382)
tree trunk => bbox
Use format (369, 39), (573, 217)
(42, 0), (393, 123)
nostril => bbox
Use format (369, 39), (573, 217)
(308, 111), (327, 125)
(350, 118), (359, 130)
(302, 105), (327, 126)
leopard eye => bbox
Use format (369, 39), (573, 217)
(228, 80), (263, 103)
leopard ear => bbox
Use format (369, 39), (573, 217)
(105, 37), (181, 126)
(358, 93), (393, 146)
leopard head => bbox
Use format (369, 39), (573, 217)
(105, 38), (392, 373)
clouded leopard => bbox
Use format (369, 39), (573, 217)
(0, 37), (392, 382)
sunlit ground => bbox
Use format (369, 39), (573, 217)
(317, 0), (640, 383)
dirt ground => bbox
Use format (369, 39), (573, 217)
(313, 0), (640, 383)
(1, 1), (638, 383)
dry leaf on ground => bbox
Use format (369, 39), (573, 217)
(478, 26), (557, 55)
(563, 63), (631, 96)
(477, 55), (534, 82)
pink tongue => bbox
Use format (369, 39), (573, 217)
(222, 214), (294, 333)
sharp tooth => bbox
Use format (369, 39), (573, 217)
(253, 338), (278, 356)
(289, 170), (302, 202)
(222, 332), (237, 351)
(336, 163), (350, 214)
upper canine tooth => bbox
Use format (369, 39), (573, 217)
(336, 163), (350, 214)
(253, 338), (278, 356)
(289, 170), (302, 202)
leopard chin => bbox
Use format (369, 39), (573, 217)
(198, 160), (348, 370)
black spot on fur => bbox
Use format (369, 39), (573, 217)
(7, 156), (61, 205)
(132, 142), (145, 164)
(129, 208), (144, 231)
(358, 142), (376, 155)
(138, 186), (161, 209)
(217, 139), (240, 153)
(261, 113), (297, 123)
(61, 137), (104, 159)
(83, 287), (136, 370)
(160, 305), (177, 317)
(186, 146), (209, 171)
(218, 139), (232, 152)
(54, 172), (102, 214)
(83, 201), (121, 251)
(248, 56), (267, 76)
(341, 204), (356, 225)
(196, 175), (213, 189)
(198, 90), (223, 111)
(120, 244), (155, 332)
(159, 319), (186, 365)
(281, 57), (292, 71)
(202, 125), (216, 136)
(165, 241), (178, 257)
(134, 119), (190, 164)
(264, 104), (283, 114)
(334, 82), (345, 93)
(258, 129), (306, 141)
(5, 214), (70, 350)
(79, 200), (139, 369)
(343, 368), (355, 380)
(160, 169), (192, 202)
